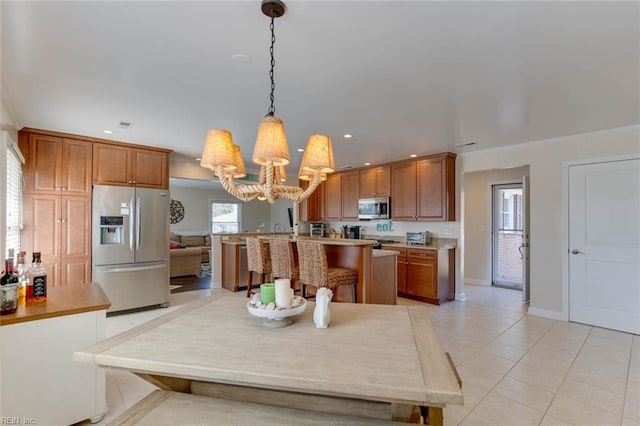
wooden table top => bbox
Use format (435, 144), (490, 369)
(0, 283), (111, 326)
(74, 291), (463, 407)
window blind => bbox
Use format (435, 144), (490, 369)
(6, 141), (24, 253)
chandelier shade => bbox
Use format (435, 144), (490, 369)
(253, 115), (290, 166)
(200, 0), (333, 204)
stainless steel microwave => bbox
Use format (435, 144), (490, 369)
(358, 197), (390, 219)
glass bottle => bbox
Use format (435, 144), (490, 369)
(0, 252), (19, 314)
(16, 251), (28, 300)
(27, 252), (47, 303)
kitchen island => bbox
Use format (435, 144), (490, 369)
(1, 283), (111, 425)
(74, 290), (463, 425)
(221, 236), (397, 304)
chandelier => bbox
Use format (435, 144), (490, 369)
(200, 0), (335, 203)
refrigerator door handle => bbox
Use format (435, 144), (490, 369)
(136, 197), (141, 250)
(129, 196), (135, 251)
(95, 264), (166, 273)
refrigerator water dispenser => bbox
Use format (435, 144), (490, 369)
(100, 216), (124, 245)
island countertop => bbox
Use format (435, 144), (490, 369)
(0, 283), (111, 326)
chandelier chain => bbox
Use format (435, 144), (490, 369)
(268, 8), (276, 116)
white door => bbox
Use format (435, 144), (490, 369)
(569, 158), (640, 334)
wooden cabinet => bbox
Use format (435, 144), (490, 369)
(22, 195), (91, 287)
(23, 134), (92, 196)
(341, 171), (360, 220)
(298, 180), (324, 222)
(93, 143), (169, 189)
(19, 129), (93, 286)
(391, 153), (456, 221)
(324, 173), (342, 220)
(360, 166), (390, 197)
(391, 162), (417, 220)
(382, 246), (454, 305)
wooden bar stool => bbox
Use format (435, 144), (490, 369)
(296, 240), (357, 303)
(268, 238), (300, 293)
(245, 237), (272, 297)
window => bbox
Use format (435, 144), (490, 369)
(210, 200), (241, 233)
(4, 133), (24, 253)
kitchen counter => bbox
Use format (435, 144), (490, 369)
(1, 282), (109, 425)
(0, 282), (111, 326)
(223, 237), (384, 304)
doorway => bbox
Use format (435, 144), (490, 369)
(492, 183), (524, 290)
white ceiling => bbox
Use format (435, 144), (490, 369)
(2, 1), (639, 174)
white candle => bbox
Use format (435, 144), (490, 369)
(275, 279), (292, 308)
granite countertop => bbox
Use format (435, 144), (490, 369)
(0, 283), (111, 326)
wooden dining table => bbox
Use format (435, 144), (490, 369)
(74, 290), (463, 425)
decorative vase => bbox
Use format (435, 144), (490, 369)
(313, 287), (333, 328)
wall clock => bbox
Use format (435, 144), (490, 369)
(170, 199), (185, 224)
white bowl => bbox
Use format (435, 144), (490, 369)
(247, 296), (307, 327)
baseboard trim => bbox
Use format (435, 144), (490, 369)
(212, 281), (222, 289)
(528, 307), (568, 321)
(465, 278), (490, 286)
(455, 292), (467, 301)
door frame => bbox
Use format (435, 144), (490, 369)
(562, 153), (640, 322)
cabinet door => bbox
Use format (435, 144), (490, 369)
(417, 157), (445, 221)
(341, 171), (360, 220)
(324, 173), (342, 220)
(26, 134), (62, 194)
(61, 139), (92, 196)
(22, 194), (61, 286)
(297, 180), (324, 222)
(93, 143), (131, 186)
(60, 196), (92, 285)
(384, 248), (407, 294)
(360, 166), (390, 198)
(132, 149), (168, 189)
(391, 162), (417, 220)
(407, 250), (438, 298)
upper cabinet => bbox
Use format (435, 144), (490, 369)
(324, 173), (342, 221)
(298, 180), (324, 222)
(22, 134), (92, 196)
(93, 143), (169, 189)
(391, 153), (456, 221)
(359, 166), (390, 198)
(341, 171), (360, 220)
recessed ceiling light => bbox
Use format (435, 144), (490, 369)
(231, 53), (252, 65)
(410, 154), (417, 158)
(343, 134), (353, 139)
(364, 162), (371, 166)
(195, 158), (201, 161)
(297, 148), (304, 152)
(103, 130), (113, 134)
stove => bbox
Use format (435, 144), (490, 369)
(373, 239), (398, 249)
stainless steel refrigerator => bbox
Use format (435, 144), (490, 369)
(92, 185), (170, 313)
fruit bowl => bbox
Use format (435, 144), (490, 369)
(246, 296), (307, 327)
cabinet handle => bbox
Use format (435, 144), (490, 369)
(56, 219), (61, 223)
(61, 219), (66, 223)
(132, 181), (136, 184)
(61, 187), (66, 191)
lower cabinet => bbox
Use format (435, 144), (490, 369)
(383, 246), (455, 305)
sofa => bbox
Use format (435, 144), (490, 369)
(169, 233), (211, 277)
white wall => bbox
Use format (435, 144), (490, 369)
(463, 166), (529, 285)
(461, 125), (640, 318)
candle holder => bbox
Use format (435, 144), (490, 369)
(247, 295), (307, 328)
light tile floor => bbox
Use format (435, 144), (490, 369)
(78, 284), (640, 425)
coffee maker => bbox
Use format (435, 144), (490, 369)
(345, 225), (362, 239)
